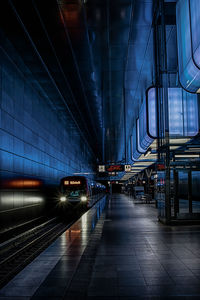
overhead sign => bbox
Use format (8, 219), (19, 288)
(106, 165), (124, 172)
(98, 165), (106, 172)
(157, 164), (165, 171)
(64, 180), (81, 185)
(98, 164), (129, 174)
(108, 172), (117, 176)
(125, 165), (131, 172)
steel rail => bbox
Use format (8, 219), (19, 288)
(0, 220), (73, 288)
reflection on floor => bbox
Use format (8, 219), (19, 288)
(1, 194), (200, 299)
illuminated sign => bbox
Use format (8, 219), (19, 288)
(98, 165), (106, 172)
(64, 180), (81, 185)
(106, 165), (124, 172)
(108, 172), (117, 176)
(125, 165), (131, 172)
(157, 164), (165, 171)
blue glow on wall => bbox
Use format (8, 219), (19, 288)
(0, 43), (94, 189)
(176, 0), (200, 92)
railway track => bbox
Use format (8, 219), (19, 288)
(0, 218), (73, 288)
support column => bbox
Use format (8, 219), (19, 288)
(160, 0), (171, 223)
(188, 170), (192, 214)
(174, 169), (179, 218)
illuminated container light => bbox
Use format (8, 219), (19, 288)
(168, 88), (198, 136)
(131, 86), (198, 162)
(139, 88), (157, 152)
(176, 0), (200, 92)
(190, 0), (200, 69)
(137, 119), (146, 154)
(131, 89), (157, 161)
(146, 87), (198, 138)
(147, 88), (157, 138)
(131, 124), (141, 162)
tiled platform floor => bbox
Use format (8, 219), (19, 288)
(1, 194), (200, 299)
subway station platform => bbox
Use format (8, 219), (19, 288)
(1, 194), (200, 299)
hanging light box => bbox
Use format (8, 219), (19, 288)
(131, 124), (141, 161)
(176, 0), (200, 93)
(168, 88), (198, 137)
(131, 87), (198, 162)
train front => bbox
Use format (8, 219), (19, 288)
(59, 176), (88, 206)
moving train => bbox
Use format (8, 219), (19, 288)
(59, 176), (106, 208)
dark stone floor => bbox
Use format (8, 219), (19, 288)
(1, 194), (200, 299)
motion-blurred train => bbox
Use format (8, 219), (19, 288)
(59, 176), (106, 208)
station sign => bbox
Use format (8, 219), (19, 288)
(98, 164), (131, 174)
(98, 165), (106, 172)
(124, 165), (131, 172)
(157, 164), (165, 170)
(108, 172), (117, 176)
(106, 165), (124, 172)
(64, 180), (81, 185)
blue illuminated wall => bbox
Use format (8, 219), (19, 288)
(0, 43), (94, 217)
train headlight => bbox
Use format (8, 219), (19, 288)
(60, 196), (66, 202)
(81, 196), (87, 202)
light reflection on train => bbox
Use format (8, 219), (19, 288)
(59, 176), (106, 208)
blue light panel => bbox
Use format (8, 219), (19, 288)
(149, 87), (198, 137)
(131, 86), (198, 161)
(137, 118), (146, 154)
(189, 0), (200, 69)
(131, 124), (140, 161)
(139, 101), (147, 149)
(168, 88), (184, 136)
(133, 88), (158, 156)
(147, 88), (157, 138)
(169, 88), (198, 136)
(176, 0), (200, 92)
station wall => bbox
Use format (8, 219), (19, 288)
(0, 43), (94, 225)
